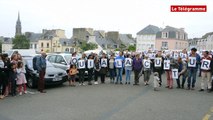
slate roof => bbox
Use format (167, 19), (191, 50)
(59, 38), (74, 46)
(119, 34), (135, 45)
(137, 25), (160, 35)
(2, 37), (13, 44)
(25, 32), (42, 42)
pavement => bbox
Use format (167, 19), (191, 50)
(0, 74), (213, 120)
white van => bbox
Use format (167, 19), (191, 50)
(5, 49), (37, 58)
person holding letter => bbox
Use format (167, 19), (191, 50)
(199, 51), (212, 92)
(108, 54), (116, 83)
(99, 53), (108, 84)
(143, 55), (151, 86)
(124, 54), (133, 85)
(186, 48), (201, 90)
(154, 51), (164, 86)
(133, 54), (143, 85)
(176, 57), (188, 89)
(115, 51), (125, 84)
(77, 54), (87, 86)
(164, 53), (177, 89)
(87, 55), (94, 85)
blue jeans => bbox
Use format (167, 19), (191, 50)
(109, 69), (115, 80)
(125, 69), (132, 82)
(116, 68), (123, 83)
(187, 68), (197, 88)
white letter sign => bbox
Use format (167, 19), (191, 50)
(143, 60), (150, 69)
(154, 58), (162, 67)
(101, 59), (107, 67)
(115, 59), (123, 68)
(87, 59), (94, 69)
(164, 60), (170, 70)
(201, 59), (211, 70)
(78, 60), (85, 69)
(172, 69), (178, 79)
(188, 57), (196, 67)
(71, 57), (78, 65)
(125, 58), (132, 67)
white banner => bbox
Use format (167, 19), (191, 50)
(115, 59), (123, 68)
(164, 60), (170, 70)
(172, 69), (178, 79)
(143, 60), (150, 69)
(188, 57), (196, 67)
(201, 59), (211, 70)
(154, 58), (162, 67)
(78, 60), (85, 69)
(125, 58), (132, 67)
(87, 59), (94, 69)
(101, 59), (108, 67)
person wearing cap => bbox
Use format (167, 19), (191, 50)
(36, 51), (47, 93)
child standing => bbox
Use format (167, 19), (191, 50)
(69, 64), (78, 86)
(153, 72), (160, 91)
(16, 61), (27, 95)
(9, 62), (17, 96)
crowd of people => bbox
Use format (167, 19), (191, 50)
(1, 47), (213, 100)
(0, 51), (47, 100)
(68, 48), (213, 92)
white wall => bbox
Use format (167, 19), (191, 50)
(2, 43), (13, 52)
(136, 34), (156, 51)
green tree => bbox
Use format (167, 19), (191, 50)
(128, 45), (136, 51)
(80, 41), (98, 51)
(12, 35), (30, 49)
(119, 43), (126, 50)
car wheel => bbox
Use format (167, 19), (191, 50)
(27, 77), (36, 88)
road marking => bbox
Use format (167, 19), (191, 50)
(26, 91), (36, 95)
(203, 114), (211, 120)
(202, 107), (213, 120)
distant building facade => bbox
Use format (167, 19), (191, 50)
(155, 26), (188, 50)
(136, 25), (160, 51)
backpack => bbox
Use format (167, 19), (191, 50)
(33, 56), (41, 70)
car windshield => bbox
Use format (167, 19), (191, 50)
(64, 55), (71, 63)
(26, 59), (53, 69)
(5, 50), (13, 56)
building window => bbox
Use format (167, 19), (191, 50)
(162, 42), (168, 47)
(30, 44), (33, 49)
(47, 43), (49, 48)
(41, 42), (43, 48)
(162, 32), (168, 38)
(65, 48), (69, 52)
(35, 44), (37, 49)
(176, 32), (179, 39)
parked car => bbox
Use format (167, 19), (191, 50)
(46, 53), (89, 79)
(23, 56), (67, 88)
(5, 49), (37, 58)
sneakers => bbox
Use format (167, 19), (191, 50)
(24, 91), (27, 94)
(19, 92), (22, 96)
(94, 81), (98, 85)
(199, 89), (204, 92)
(0, 95), (5, 99)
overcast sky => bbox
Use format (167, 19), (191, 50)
(0, 0), (213, 38)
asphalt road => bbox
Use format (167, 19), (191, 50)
(0, 74), (213, 120)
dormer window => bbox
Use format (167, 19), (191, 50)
(162, 32), (168, 38)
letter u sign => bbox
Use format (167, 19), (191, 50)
(188, 57), (196, 67)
